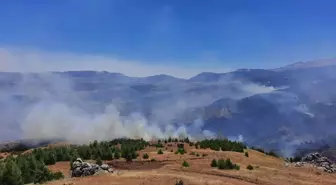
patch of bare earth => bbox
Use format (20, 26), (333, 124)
(46, 143), (336, 185)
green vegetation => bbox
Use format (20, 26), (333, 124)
(212, 158), (240, 170)
(143, 153), (149, 159)
(95, 157), (102, 166)
(154, 143), (164, 148)
(176, 148), (186, 155)
(199, 139), (246, 152)
(211, 159), (218, 167)
(0, 154), (64, 185)
(0, 138), (150, 185)
(245, 151), (249, 157)
(189, 152), (196, 155)
(247, 164), (254, 170)
(157, 149), (164, 154)
(182, 160), (189, 167)
(250, 147), (280, 158)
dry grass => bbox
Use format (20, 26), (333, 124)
(42, 143), (336, 185)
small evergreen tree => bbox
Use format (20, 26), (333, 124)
(182, 161), (189, 167)
(244, 152), (249, 157)
(157, 149), (163, 154)
(143, 153), (149, 159)
(2, 159), (24, 185)
(114, 152), (121, 159)
(211, 159), (218, 167)
(96, 157), (103, 166)
(247, 164), (254, 170)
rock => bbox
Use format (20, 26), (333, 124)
(317, 167), (326, 171)
(93, 169), (108, 176)
(72, 167), (82, 177)
(81, 162), (91, 169)
(72, 161), (82, 169)
(101, 164), (110, 170)
(297, 152), (336, 173)
(76, 158), (84, 163)
(70, 158), (113, 177)
(108, 168), (114, 173)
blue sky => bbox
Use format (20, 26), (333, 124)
(0, 0), (336, 77)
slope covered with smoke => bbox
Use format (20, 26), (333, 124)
(2, 64), (336, 157)
(0, 71), (277, 143)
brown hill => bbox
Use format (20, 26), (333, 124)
(39, 142), (336, 185)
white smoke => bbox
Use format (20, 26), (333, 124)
(0, 68), (278, 143)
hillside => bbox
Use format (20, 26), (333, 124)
(1, 139), (335, 185)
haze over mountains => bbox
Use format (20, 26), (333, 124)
(1, 58), (336, 156)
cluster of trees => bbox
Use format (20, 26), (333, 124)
(0, 138), (150, 185)
(157, 137), (191, 144)
(197, 139), (246, 152)
(0, 153), (64, 185)
(250, 147), (280, 158)
(211, 158), (240, 170)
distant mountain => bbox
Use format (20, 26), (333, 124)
(274, 58), (336, 71)
(1, 60), (336, 156)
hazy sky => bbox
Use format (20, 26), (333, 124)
(0, 0), (336, 77)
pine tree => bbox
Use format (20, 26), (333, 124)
(34, 162), (53, 184)
(2, 159), (24, 185)
(96, 157), (103, 166)
(114, 152), (120, 159)
(211, 159), (218, 167)
(0, 161), (4, 183)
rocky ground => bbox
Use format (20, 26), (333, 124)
(292, 152), (336, 173)
(71, 158), (114, 177)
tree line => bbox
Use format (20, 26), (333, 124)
(0, 138), (149, 185)
(197, 139), (246, 152)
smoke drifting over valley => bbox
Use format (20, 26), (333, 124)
(2, 51), (336, 158)
(0, 70), (277, 144)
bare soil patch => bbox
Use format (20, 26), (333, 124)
(108, 160), (166, 170)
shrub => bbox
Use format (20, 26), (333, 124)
(52, 171), (64, 180)
(211, 159), (218, 167)
(175, 180), (184, 185)
(196, 153), (200, 157)
(176, 148), (186, 155)
(157, 149), (163, 155)
(114, 152), (120, 159)
(155, 143), (164, 148)
(143, 153), (149, 159)
(96, 157), (103, 166)
(190, 152), (196, 155)
(182, 161), (189, 167)
(217, 158), (240, 170)
(202, 153), (207, 157)
(195, 144), (199, 149)
(174, 151), (179, 154)
(266, 150), (279, 158)
(245, 152), (249, 157)
(170, 149), (174, 152)
(150, 158), (156, 162)
(247, 165), (254, 170)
